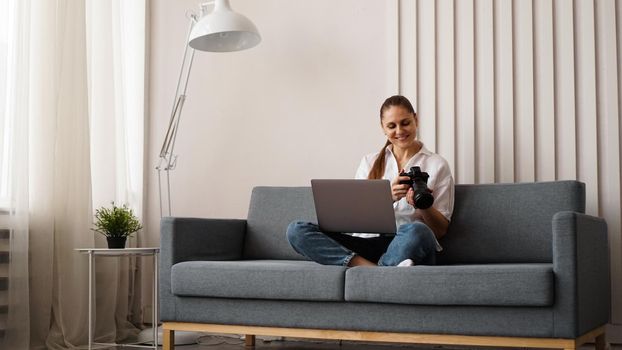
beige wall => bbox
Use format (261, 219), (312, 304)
(147, 0), (621, 338)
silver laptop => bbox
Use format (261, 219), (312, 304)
(310, 179), (397, 235)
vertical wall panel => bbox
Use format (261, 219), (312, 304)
(387, 1), (400, 94)
(616, 0), (622, 326)
(456, 0), (475, 184)
(574, 0), (599, 216)
(475, 0), (495, 184)
(399, 0), (417, 107)
(553, 0), (577, 180)
(494, 0), (514, 182)
(399, 0), (622, 327)
(417, 0), (436, 151)
(533, 0), (556, 182)
(513, 0), (535, 182)
(436, 0), (455, 173)
(596, 0), (622, 325)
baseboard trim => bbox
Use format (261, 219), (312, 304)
(162, 322), (605, 350)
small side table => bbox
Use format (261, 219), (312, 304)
(76, 248), (160, 350)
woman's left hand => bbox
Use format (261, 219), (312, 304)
(406, 188), (434, 208)
(407, 189), (426, 222)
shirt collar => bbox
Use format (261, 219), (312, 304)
(386, 141), (432, 158)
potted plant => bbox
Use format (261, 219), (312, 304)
(92, 202), (142, 249)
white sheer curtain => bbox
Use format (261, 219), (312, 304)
(86, 0), (147, 341)
(0, 0), (31, 347)
(0, 0), (146, 348)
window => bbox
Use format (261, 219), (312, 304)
(0, 0), (11, 209)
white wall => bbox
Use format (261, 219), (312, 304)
(147, 0), (395, 227)
(147, 0), (621, 338)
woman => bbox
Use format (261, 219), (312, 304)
(286, 95), (454, 267)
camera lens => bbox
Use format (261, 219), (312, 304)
(414, 190), (434, 209)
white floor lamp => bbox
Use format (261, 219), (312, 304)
(156, 0), (261, 217)
(146, 0), (261, 346)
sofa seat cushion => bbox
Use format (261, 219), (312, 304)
(171, 260), (346, 301)
(345, 263), (553, 306)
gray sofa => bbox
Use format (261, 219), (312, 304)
(160, 181), (610, 350)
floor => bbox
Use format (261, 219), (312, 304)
(176, 337), (618, 350)
(106, 334), (621, 350)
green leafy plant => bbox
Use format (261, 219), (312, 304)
(92, 202), (142, 238)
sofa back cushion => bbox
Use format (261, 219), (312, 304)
(438, 180), (585, 264)
(243, 181), (585, 263)
(244, 187), (316, 260)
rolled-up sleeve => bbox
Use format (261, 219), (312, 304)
(431, 161), (455, 221)
(355, 156), (371, 180)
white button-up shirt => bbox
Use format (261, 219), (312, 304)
(353, 143), (455, 250)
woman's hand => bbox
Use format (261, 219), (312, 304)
(406, 187), (434, 207)
(406, 187), (415, 206)
(391, 172), (411, 202)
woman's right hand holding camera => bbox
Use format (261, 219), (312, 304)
(391, 172), (411, 202)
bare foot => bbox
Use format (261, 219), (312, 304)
(348, 255), (377, 267)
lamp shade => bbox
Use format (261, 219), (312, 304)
(189, 0), (261, 52)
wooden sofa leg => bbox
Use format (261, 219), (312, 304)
(163, 328), (175, 350)
(245, 334), (256, 347)
(595, 332), (607, 350)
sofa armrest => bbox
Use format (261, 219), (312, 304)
(159, 217), (246, 321)
(552, 211), (610, 338)
(160, 216), (247, 263)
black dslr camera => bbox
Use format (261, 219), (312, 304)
(399, 166), (434, 209)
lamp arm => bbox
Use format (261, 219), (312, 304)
(157, 17), (197, 171)
(156, 14), (198, 217)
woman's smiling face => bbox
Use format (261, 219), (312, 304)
(381, 105), (418, 149)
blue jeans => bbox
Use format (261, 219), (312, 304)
(286, 221), (437, 266)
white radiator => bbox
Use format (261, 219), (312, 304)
(0, 217), (8, 339)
